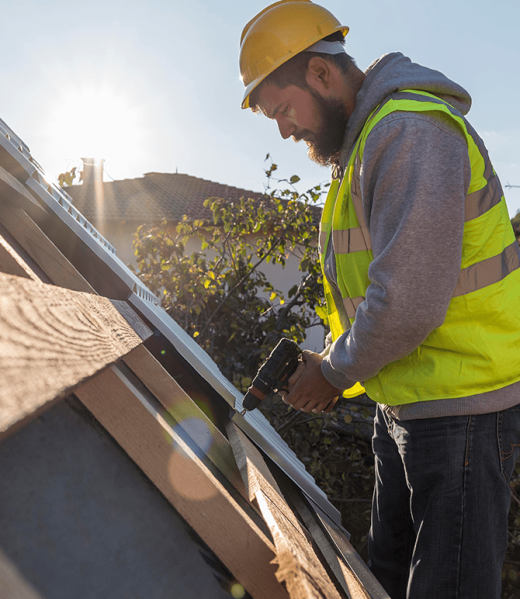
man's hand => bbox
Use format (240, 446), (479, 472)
(280, 350), (345, 413)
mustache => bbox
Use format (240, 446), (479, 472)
(292, 130), (312, 143)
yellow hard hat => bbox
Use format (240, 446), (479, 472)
(239, 0), (349, 109)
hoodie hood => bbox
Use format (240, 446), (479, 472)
(340, 52), (472, 165)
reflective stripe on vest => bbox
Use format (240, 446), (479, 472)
(319, 89), (520, 404)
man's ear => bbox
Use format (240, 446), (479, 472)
(305, 57), (334, 94)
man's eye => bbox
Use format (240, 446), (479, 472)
(282, 106), (289, 115)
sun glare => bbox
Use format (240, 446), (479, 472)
(46, 83), (147, 177)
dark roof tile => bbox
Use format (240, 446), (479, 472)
(65, 172), (268, 223)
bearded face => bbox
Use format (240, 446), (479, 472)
(303, 89), (349, 167)
(255, 80), (350, 168)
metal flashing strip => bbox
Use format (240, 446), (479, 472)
(0, 121), (39, 182)
(129, 291), (241, 405)
(129, 291), (341, 524)
(24, 174), (158, 306)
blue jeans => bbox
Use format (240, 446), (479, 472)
(368, 404), (520, 599)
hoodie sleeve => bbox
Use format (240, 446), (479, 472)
(321, 110), (471, 386)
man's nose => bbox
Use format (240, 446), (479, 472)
(275, 116), (294, 140)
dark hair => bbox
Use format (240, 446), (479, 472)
(249, 32), (355, 111)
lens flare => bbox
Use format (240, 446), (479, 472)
(230, 583), (246, 599)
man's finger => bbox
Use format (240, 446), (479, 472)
(310, 397), (339, 414)
(287, 358), (306, 389)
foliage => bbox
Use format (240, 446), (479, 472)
(133, 157), (327, 389)
(57, 166), (83, 187)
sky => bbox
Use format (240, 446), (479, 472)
(1, 0), (520, 217)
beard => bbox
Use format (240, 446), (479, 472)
(301, 91), (349, 167)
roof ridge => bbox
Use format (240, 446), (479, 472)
(142, 171), (265, 195)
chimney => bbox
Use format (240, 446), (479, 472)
(81, 158), (104, 187)
(81, 158), (105, 225)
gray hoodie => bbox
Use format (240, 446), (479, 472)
(320, 52), (520, 419)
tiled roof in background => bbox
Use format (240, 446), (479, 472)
(65, 172), (268, 222)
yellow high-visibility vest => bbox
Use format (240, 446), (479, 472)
(319, 90), (520, 404)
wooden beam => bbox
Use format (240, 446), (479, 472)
(0, 273), (145, 436)
(0, 232), (38, 280)
(110, 300), (152, 342)
(0, 165), (44, 213)
(227, 422), (347, 599)
(75, 366), (288, 599)
(289, 494), (373, 599)
(307, 509), (390, 599)
(0, 549), (45, 599)
(123, 344), (249, 502)
(0, 203), (95, 293)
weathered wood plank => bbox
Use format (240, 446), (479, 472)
(75, 366), (288, 599)
(0, 232), (38, 280)
(109, 300), (152, 341)
(227, 422), (347, 599)
(0, 273), (144, 435)
(0, 165), (44, 213)
(123, 344), (249, 501)
(0, 548), (45, 599)
(289, 494), (373, 599)
(0, 203), (95, 293)
(310, 510), (390, 599)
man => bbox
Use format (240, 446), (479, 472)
(239, 1), (520, 598)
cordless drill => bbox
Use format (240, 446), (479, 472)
(239, 338), (302, 415)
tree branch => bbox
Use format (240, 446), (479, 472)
(198, 212), (304, 341)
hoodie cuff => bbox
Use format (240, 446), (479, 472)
(321, 355), (353, 390)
